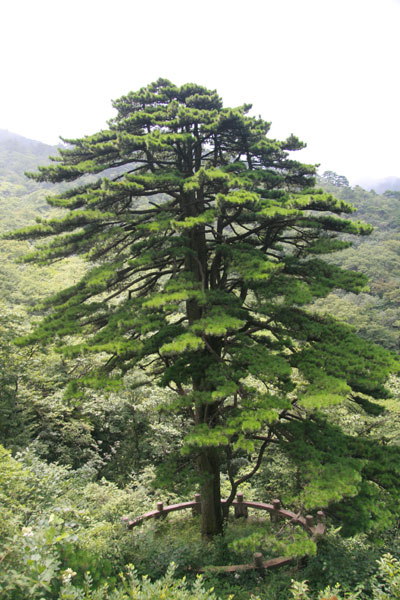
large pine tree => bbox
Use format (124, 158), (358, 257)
(8, 79), (399, 537)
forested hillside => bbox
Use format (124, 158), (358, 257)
(316, 172), (400, 350)
(0, 131), (84, 306)
(2, 84), (400, 600)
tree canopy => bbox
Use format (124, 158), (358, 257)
(6, 79), (399, 537)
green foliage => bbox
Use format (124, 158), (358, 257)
(0, 445), (191, 598)
(290, 553), (400, 600)
(0, 445), (32, 538)
(58, 563), (220, 600)
(0, 516), (73, 599)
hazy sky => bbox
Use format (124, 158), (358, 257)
(1, 0), (399, 185)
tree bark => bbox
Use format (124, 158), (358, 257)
(183, 187), (223, 538)
(198, 445), (223, 537)
(194, 397), (223, 538)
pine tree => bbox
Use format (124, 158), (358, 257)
(322, 170), (350, 188)
(7, 79), (399, 537)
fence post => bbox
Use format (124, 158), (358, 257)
(234, 492), (248, 519)
(156, 501), (166, 520)
(192, 493), (201, 516)
(271, 499), (281, 523)
(314, 510), (325, 537)
(253, 552), (264, 569)
(305, 515), (314, 529)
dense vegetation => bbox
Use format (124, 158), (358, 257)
(1, 83), (400, 599)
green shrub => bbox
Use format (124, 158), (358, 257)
(59, 563), (222, 600)
(290, 553), (400, 600)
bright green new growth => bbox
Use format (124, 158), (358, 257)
(6, 79), (400, 538)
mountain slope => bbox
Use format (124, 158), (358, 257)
(0, 130), (57, 182)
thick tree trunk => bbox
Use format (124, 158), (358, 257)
(183, 188), (223, 538)
(194, 401), (223, 538)
(198, 446), (223, 538)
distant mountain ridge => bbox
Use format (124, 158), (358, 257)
(0, 129), (56, 152)
(355, 175), (400, 194)
(0, 130), (58, 180)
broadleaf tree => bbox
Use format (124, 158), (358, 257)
(7, 79), (400, 537)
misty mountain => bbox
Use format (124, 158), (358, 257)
(0, 130), (58, 182)
(356, 175), (400, 194)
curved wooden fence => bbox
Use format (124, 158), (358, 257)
(122, 492), (326, 573)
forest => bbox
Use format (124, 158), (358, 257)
(2, 80), (400, 599)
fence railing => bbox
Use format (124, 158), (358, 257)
(123, 492), (325, 538)
(122, 492), (326, 572)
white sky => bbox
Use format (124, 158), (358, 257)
(1, 0), (399, 185)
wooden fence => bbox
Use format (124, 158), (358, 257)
(122, 492), (326, 573)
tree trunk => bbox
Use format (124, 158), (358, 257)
(183, 188), (223, 538)
(194, 400), (223, 538)
(198, 446), (223, 538)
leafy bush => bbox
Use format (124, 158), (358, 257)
(0, 514), (76, 599)
(299, 530), (379, 594)
(290, 553), (400, 599)
(0, 445), (32, 538)
(59, 563), (221, 600)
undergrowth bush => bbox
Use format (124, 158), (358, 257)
(290, 554), (400, 600)
(59, 563), (222, 600)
